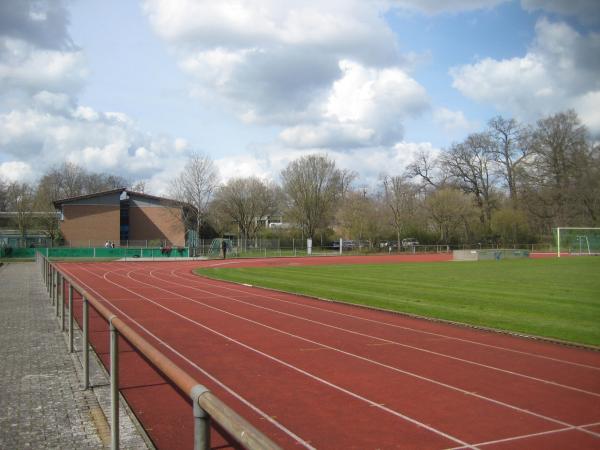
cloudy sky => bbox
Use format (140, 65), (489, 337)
(1, 0), (598, 194)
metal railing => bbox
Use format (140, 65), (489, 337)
(35, 252), (281, 450)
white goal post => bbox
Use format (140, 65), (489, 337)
(555, 227), (600, 258)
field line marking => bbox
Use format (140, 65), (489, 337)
(72, 263), (476, 449)
(445, 421), (600, 449)
(59, 263), (316, 450)
(182, 267), (600, 371)
(109, 264), (599, 440)
(157, 268), (600, 398)
(131, 267), (600, 439)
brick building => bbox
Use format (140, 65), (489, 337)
(53, 188), (191, 247)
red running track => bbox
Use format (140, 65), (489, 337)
(56, 255), (600, 450)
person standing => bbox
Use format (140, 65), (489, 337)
(222, 239), (227, 259)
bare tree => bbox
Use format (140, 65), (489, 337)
(33, 163), (127, 242)
(170, 153), (219, 246)
(130, 180), (147, 193)
(57, 162), (86, 198)
(381, 175), (419, 246)
(281, 154), (355, 239)
(33, 181), (61, 242)
(37, 162), (127, 203)
(406, 149), (445, 190)
(83, 172), (127, 194)
(213, 177), (280, 241)
(524, 110), (594, 226)
(6, 182), (35, 238)
(425, 188), (476, 244)
(337, 189), (382, 245)
(577, 142), (600, 224)
(0, 176), (9, 212)
(491, 207), (530, 245)
(487, 116), (529, 205)
(440, 133), (496, 228)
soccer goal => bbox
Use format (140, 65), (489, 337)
(555, 228), (600, 257)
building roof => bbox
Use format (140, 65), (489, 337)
(52, 188), (125, 208)
(53, 188), (192, 209)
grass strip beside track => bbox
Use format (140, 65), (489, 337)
(197, 258), (600, 347)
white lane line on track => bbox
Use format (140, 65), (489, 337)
(180, 266), (600, 372)
(72, 262), (477, 449)
(109, 264), (599, 441)
(445, 421), (600, 449)
(153, 268), (600, 398)
(59, 264), (316, 450)
(132, 266), (600, 440)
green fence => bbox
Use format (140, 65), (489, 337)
(0, 247), (37, 258)
(1, 247), (190, 259)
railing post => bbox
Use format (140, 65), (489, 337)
(191, 385), (210, 450)
(56, 272), (61, 318)
(109, 318), (120, 450)
(49, 267), (53, 303)
(52, 269), (56, 306)
(69, 284), (74, 353)
(82, 296), (90, 390)
(61, 277), (65, 331)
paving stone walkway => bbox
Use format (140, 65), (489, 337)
(0, 262), (152, 449)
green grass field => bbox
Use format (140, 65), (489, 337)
(197, 257), (600, 346)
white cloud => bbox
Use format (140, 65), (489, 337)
(386, 0), (600, 22)
(211, 140), (439, 192)
(334, 141), (439, 186)
(574, 91), (600, 133)
(386, 0), (508, 14)
(433, 107), (477, 133)
(32, 90), (73, 112)
(450, 18), (600, 134)
(0, 1), (195, 188)
(144, 0), (434, 150)
(451, 54), (552, 114)
(521, 0), (600, 24)
(0, 161), (34, 182)
(0, 105), (191, 184)
(325, 60), (428, 124)
(0, 38), (86, 97)
(215, 153), (273, 183)
(142, 0), (429, 142)
(0, 0), (72, 49)
(279, 60), (429, 149)
(143, 0), (399, 65)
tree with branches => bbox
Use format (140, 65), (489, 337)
(523, 110), (597, 227)
(487, 116), (530, 206)
(170, 153), (219, 246)
(381, 175), (419, 247)
(0, 176), (9, 212)
(425, 188), (476, 244)
(213, 177), (280, 241)
(6, 182), (35, 239)
(281, 154), (354, 240)
(440, 132), (496, 229)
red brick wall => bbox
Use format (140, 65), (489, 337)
(128, 206), (185, 246)
(60, 205), (120, 246)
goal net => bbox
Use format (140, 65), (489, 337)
(555, 228), (600, 257)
